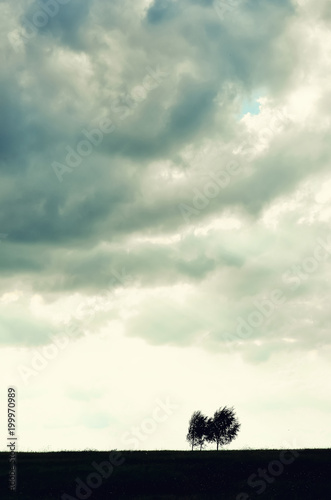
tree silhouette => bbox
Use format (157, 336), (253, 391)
(186, 411), (208, 451)
(206, 406), (240, 450)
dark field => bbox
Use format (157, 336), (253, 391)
(0, 449), (330, 500)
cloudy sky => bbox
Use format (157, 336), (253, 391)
(1, 0), (331, 452)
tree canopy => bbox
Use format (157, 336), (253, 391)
(187, 406), (240, 450)
(206, 406), (241, 450)
(186, 410), (208, 451)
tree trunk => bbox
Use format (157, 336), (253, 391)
(217, 440), (219, 451)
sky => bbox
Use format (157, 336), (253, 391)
(1, 0), (331, 452)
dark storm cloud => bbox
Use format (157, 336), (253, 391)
(2, 0), (331, 359)
(23, 0), (93, 51)
(146, 0), (181, 24)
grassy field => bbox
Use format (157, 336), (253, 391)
(0, 449), (330, 499)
